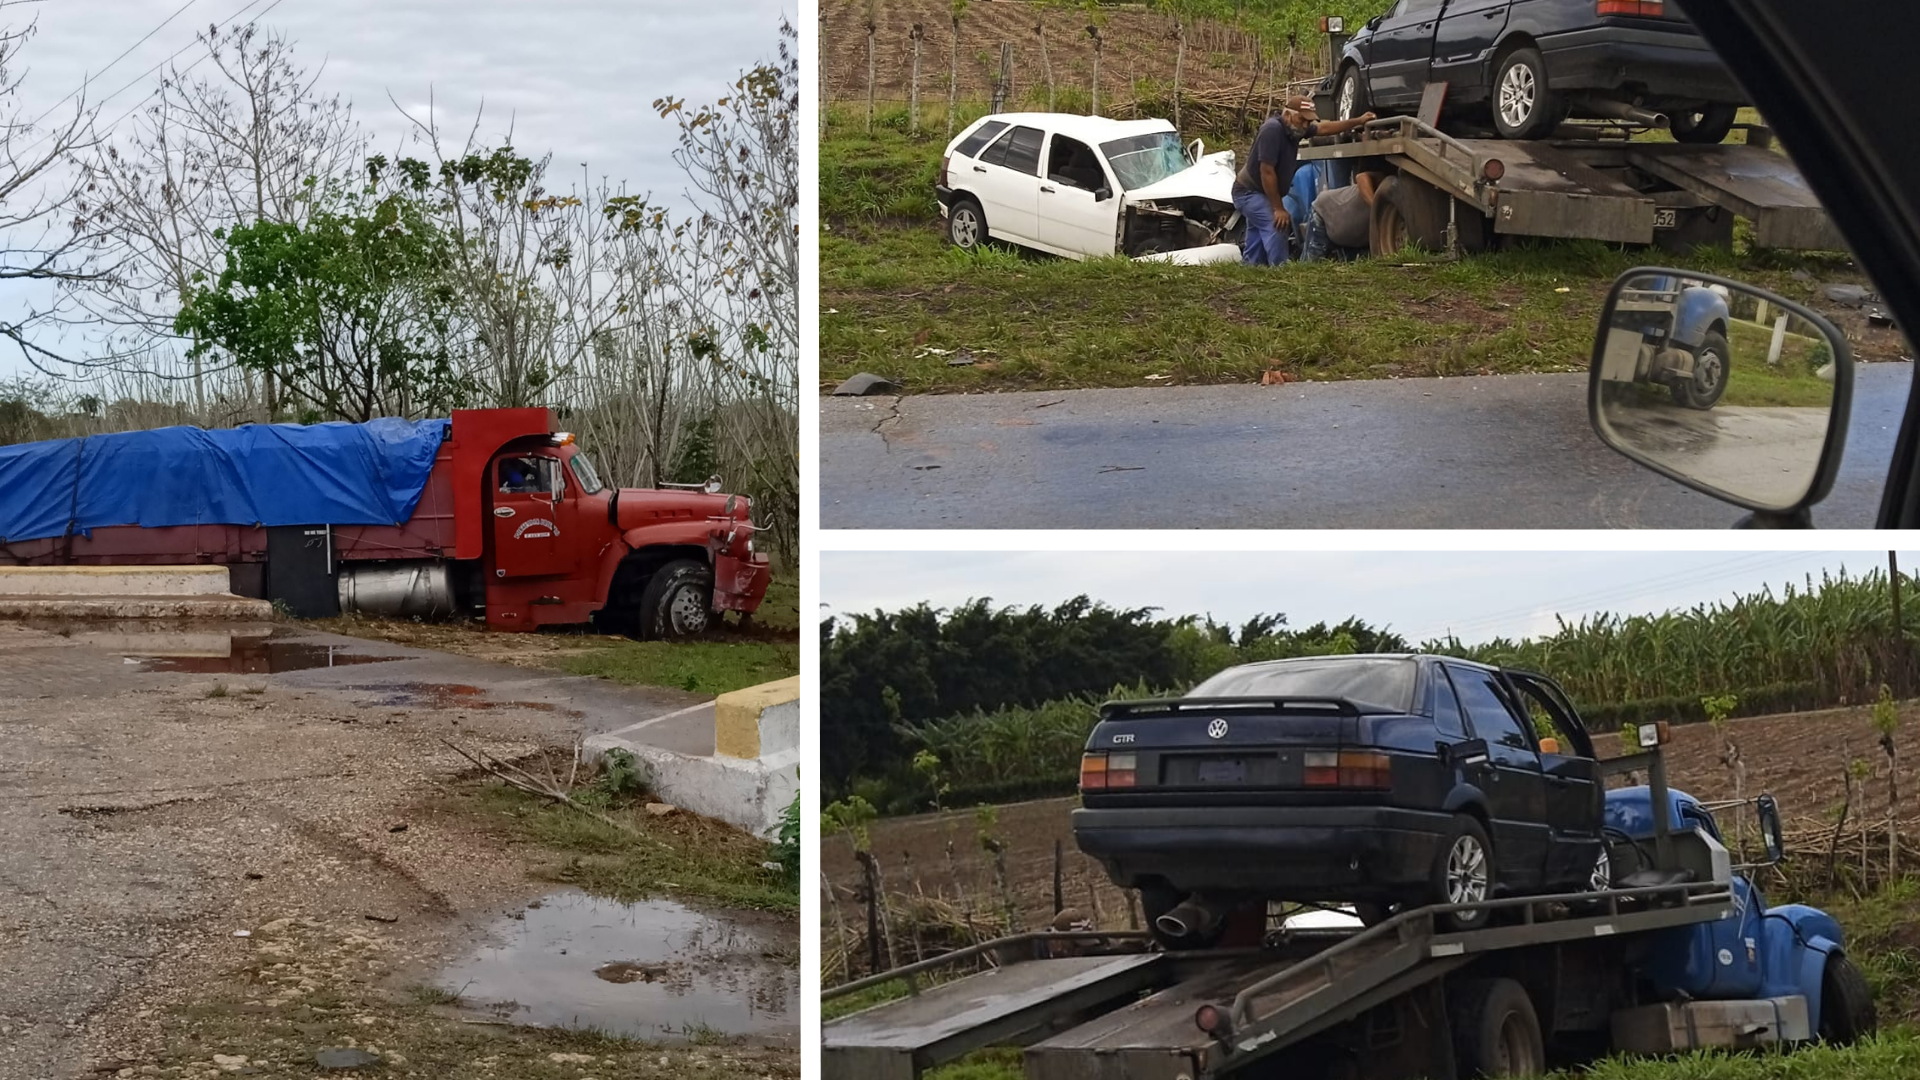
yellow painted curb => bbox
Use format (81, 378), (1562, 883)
(715, 675), (801, 759)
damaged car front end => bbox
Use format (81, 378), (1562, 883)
(1104, 130), (1245, 260)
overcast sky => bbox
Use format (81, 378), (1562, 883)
(822, 550), (1909, 645)
(2, 0), (791, 376)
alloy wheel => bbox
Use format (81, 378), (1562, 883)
(1446, 834), (1490, 905)
(1499, 63), (1537, 130)
(1338, 74), (1357, 120)
(951, 207), (981, 249)
(1588, 846), (1612, 892)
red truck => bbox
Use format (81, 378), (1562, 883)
(0, 408), (770, 637)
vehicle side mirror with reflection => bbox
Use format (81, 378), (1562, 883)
(1094, 186), (1113, 203)
(1757, 794), (1785, 864)
(1589, 268), (1854, 528)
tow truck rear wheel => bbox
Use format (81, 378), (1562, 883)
(638, 558), (715, 640)
(1819, 953), (1878, 1043)
(1450, 978), (1546, 1077)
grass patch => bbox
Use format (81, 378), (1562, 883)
(927, 1048), (1024, 1080)
(555, 638), (797, 695)
(465, 781), (799, 913)
(822, 979), (912, 1022)
(1573, 1031), (1920, 1079)
(821, 110), (1871, 394)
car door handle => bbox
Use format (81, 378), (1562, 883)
(1040, 185), (1056, 193)
(972, 165), (987, 173)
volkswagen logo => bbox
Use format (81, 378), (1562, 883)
(1206, 718), (1229, 739)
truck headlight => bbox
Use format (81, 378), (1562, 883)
(746, 538), (754, 554)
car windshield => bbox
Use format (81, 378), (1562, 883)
(1100, 132), (1188, 191)
(1186, 658), (1417, 713)
(569, 451), (606, 495)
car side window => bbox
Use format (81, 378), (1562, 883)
(1396, 0), (1443, 16)
(1431, 668), (1468, 739)
(1447, 667), (1535, 753)
(996, 125), (1045, 177)
(955, 120), (1008, 158)
(1046, 134), (1105, 192)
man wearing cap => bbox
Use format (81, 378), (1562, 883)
(1231, 97), (1374, 266)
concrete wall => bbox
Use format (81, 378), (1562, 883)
(716, 675), (800, 759)
(0, 565), (234, 597)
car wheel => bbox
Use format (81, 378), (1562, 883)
(1672, 103), (1739, 144)
(1819, 954), (1878, 1044)
(1670, 328), (1730, 410)
(1450, 978), (1546, 1077)
(638, 558), (714, 640)
(1432, 815), (1494, 932)
(1354, 902), (1395, 927)
(1337, 65), (1369, 121)
(947, 197), (987, 251)
(1586, 844), (1613, 892)
(1491, 47), (1562, 140)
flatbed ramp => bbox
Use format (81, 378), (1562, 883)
(824, 886), (1735, 1080)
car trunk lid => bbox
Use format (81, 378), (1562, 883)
(1086, 696), (1372, 796)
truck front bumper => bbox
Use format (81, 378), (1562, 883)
(1542, 27), (1747, 105)
(713, 550), (772, 613)
(1072, 804), (1451, 901)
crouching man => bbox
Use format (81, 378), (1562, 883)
(1304, 170), (1387, 262)
(1231, 97), (1374, 266)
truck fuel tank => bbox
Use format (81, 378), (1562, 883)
(1611, 996), (1810, 1054)
(337, 561), (455, 619)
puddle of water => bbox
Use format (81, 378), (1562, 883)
(435, 889), (796, 1042)
(354, 682), (575, 714)
(134, 637), (397, 673)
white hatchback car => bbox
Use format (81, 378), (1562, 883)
(936, 112), (1243, 261)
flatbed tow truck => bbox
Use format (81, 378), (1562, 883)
(1294, 113), (1843, 258)
(822, 729), (1872, 1079)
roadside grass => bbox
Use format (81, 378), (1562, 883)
(462, 780), (799, 914)
(822, 109), (1876, 395)
(1720, 317), (1836, 408)
(822, 979), (912, 1021)
(553, 638), (796, 696)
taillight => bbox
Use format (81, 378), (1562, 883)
(940, 154), (951, 188)
(1596, 0), (1664, 15)
(1304, 751), (1392, 789)
(1080, 752), (1107, 791)
(1081, 751), (1137, 791)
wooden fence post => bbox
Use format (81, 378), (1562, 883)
(992, 41), (1013, 112)
(865, 15), (878, 133)
(1036, 16), (1054, 110)
(910, 24), (925, 133)
(856, 849), (883, 973)
(1172, 18), (1185, 132)
(1088, 25), (1102, 116)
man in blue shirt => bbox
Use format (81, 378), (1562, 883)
(1231, 97), (1374, 266)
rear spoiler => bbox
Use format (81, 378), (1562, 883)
(1098, 695), (1364, 721)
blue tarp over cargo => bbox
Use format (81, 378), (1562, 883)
(0, 418), (450, 543)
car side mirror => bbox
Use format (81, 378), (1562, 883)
(1589, 268), (1854, 528)
(1439, 738), (1489, 769)
(1367, 14), (1383, 31)
(1757, 794), (1785, 863)
(1186, 138), (1205, 164)
(1094, 186), (1113, 203)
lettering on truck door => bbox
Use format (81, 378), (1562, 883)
(491, 455), (561, 578)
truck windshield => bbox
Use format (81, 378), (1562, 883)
(569, 451), (606, 495)
(1100, 132), (1188, 191)
(1186, 658), (1417, 713)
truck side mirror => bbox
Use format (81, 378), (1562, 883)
(1589, 268), (1853, 528)
(1757, 794), (1785, 864)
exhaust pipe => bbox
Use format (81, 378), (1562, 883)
(1156, 896), (1227, 941)
(1587, 99), (1669, 129)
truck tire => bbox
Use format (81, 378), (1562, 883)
(1491, 47), (1562, 141)
(1450, 978), (1546, 1077)
(1431, 814), (1495, 933)
(1372, 175), (1488, 256)
(1336, 65), (1369, 121)
(948, 196), (988, 251)
(1671, 103), (1739, 145)
(1819, 953), (1877, 1044)
(638, 558), (715, 640)
(1670, 328), (1729, 410)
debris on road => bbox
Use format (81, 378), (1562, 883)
(316, 1047), (383, 1069)
(645, 802), (679, 817)
(832, 372), (902, 396)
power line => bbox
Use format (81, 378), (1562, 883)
(21, 0), (204, 133)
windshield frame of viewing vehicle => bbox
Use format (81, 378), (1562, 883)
(1101, 131), (1188, 191)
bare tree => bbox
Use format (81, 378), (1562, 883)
(81, 25), (365, 412)
(0, 10), (109, 373)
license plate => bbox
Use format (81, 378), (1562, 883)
(1652, 208), (1679, 229)
(1197, 758), (1248, 784)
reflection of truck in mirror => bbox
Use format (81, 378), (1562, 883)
(0, 409), (769, 637)
(1598, 274), (1731, 410)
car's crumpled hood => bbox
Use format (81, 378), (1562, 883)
(1122, 150), (1237, 207)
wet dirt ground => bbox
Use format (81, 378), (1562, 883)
(0, 620), (794, 1080)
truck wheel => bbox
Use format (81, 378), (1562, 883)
(1670, 329), (1729, 410)
(1431, 814), (1495, 933)
(638, 558), (715, 640)
(948, 197), (988, 251)
(1491, 47), (1562, 141)
(1672, 103), (1739, 145)
(1450, 978), (1546, 1077)
(1372, 175), (1485, 256)
(1336, 65), (1369, 121)
(1819, 953), (1877, 1044)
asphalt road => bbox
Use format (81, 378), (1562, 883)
(820, 364), (1913, 530)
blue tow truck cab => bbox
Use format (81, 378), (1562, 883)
(1594, 274), (1733, 410)
(1604, 785), (1877, 1046)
